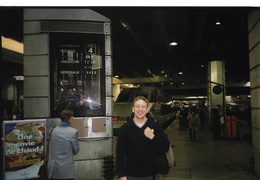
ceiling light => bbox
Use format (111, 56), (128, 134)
(216, 18), (221, 25)
(169, 42), (178, 46)
(114, 75), (119, 78)
(2, 36), (24, 54)
(13, 76), (24, 80)
(120, 21), (130, 30)
(245, 81), (250, 87)
(178, 71), (183, 75)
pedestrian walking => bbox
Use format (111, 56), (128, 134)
(188, 107), (200, 141)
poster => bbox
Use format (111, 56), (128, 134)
(3, 119), (46, 180)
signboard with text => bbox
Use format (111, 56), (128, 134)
(3, 119), (46, 180)
(50, 33), (106, 117)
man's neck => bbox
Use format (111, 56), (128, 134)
(133, 117), (147, 125)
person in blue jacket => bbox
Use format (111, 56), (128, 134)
(116, 96), (170, 180)
(47, 109), (80, 180)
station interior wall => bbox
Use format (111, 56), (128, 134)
(248, 10), (260, 178)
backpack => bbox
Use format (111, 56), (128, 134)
(146, 112), (176, 175)
(153, 135), (176, 175)
(166, 144), (175, 168)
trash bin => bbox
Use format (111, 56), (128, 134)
(226, 116), (237, 138)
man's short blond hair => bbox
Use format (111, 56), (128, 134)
(133, 96), (149, 107)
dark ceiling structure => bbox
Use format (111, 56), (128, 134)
(92, 7), (250, 96)
(0, 7), (253, 96)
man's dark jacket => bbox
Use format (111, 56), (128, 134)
(116, 117), (170, 178)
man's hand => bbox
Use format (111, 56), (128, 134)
(119, 176), (127, 180)
(144, 127), (155, 139)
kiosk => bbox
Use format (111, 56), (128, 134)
(23, 8), (113, 180)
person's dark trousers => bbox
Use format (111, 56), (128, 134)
(214, 123), (221, 139)
(189, 129), (196, 141)
(193, 130), (196, 141)
(179, 118), (184, 130)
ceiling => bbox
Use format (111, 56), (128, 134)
(0, 7), (253, 96)
(92, 7), (250, 95)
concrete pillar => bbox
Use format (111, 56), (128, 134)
(207, 61), (226, 123)
(248, 10), (260, 178)
(23, 16), (50, 118)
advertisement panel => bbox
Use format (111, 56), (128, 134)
(3, 119), (46, 180)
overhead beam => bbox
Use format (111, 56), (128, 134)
(154, 10), (173, 59)
(120, 20), (152, 57)
(113, 76), (171, 84)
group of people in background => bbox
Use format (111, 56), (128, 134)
(0, 98), (24, 120)
(175, 105), (203, 141)
(174, 104), (223, 141)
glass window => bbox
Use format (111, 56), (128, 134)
(50, 33), (105, 117)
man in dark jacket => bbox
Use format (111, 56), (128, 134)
(212, 104), (222, 139)
(116, 96), (170, 180)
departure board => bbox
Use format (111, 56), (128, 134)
(50, 33), (106, 117)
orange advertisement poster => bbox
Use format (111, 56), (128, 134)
(3, 119), (46, 180)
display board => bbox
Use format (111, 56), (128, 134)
(50, 33), (106, 117)
(3, 119), (46, 180)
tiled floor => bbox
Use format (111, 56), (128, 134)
(113, 119), (259, 180)
(158, 119), (259, 180)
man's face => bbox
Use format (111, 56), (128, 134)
(132, 99), (149, 119)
